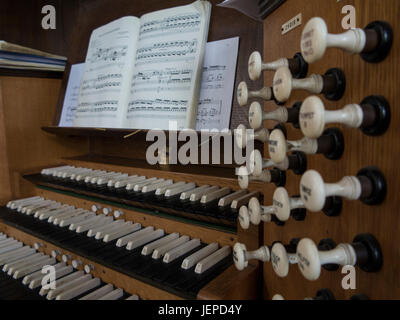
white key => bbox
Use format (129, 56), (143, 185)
(181, 243), (219, 270)
(142, 180), (174, 193)
(41, 166), (71, 175)
(2, 251), (38, 270)
(45, 206), (78, 221)
(126, 229), (164, 251)
(13, 257), (56, 279)
(94, 220), (127, 240)
(69, 215), (102, 231)
(59, 212), (94, 228)
(62, 167), (89, 179)
(190, 186), (219, 202)
(90, 172), (119, 184)
(46, 274), (92, 300)
(76, 216), (113, 233)
(126, 178), (158, 191)
(107, 175), (134, 188)
(17, 198), (45, 212)
(96, 173), (126, 185)
(76, 170), (104, 182)
(52, 209), (86, 225)
(0, 246), (35, 265)
(27, 202), (61, 216)
(180, 185), (210, 200)
(88, 219), (123, 238)
(29, 264), (74, 289)
(36, 205), (73, 219)
(152, 236), (190, 260)
(218, 190), (247, 207)
(116, 226), (154, 247)
(56, 278), (101, 300)
(22, 262), (65, 285)
(155, 181), (185, 196)
(39, 270), (84, 296)
(134, 178), (164, 192)
(8, 253), (48, 275)
(0, 234), (6, 241)
(4, 252), (44, 273)
(201, 188), (231, 204)
(70, 169), (93, 180)
(165, 183), (196, 197)
(163, 239), (201, 263)
(0, 241), (22, 254)
(126, 295), (140, 300)
(141, 233), (180, 256)
(84, 171), (108, 183)
(0, 238), (17, 247)
(9, 196), (43, 209)
(103, 223), (142, 243)
(98, 288), (124, 300)
(7, 196), (40, 208)
(114, 176), (145, 189)
(100, 174), (129, 186)
(21, 200), (53, 214)
(231, 191), (260, 210)
(79, 284), (114, 300)
(195, 246), (231, 274)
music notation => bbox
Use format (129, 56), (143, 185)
(135, 40), (198, 67)
(127, 99), (188, 119)
(131, 69), (193, 94)
(139, 14), (201, 40)
(88, 45), (128, 64)
(196, 99), (223, 128)
(76, 100), (119, 114)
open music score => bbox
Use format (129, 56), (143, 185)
(70, 1), (211, 130)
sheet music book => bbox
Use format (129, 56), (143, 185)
(60, 37), (239, 130)
(73, 0), (211, 130)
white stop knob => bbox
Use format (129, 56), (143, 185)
(84, 264), (94, 274)
(268, 129), (287, 164)
(238, 206), (250, 230)
(273, 67), (293, 103)
(233, 243), (248, 271)
(301, 17), (366, 64)
(103, 207), (112, 215)
(248, 101), (264, 130)
(72, 259), (82, 269)
(248, 51), (263, 81)
(91, 204), (101, 213)
(62, 254), (71, 263)
(114, 210), (124, 218)
(273, 187), (292, 222)
(237, 82), (249, 106)
(300, 170), (362, 212)
(271, 243), (291, 278)
(300, 95), (364, 138)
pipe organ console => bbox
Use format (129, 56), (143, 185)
(0, 0), (398, 302)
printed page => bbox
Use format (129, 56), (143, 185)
(59, 63), (85, 127)
(125, 0), (211, 130)
(74, 16), (140, 128)
(196, 37), (239, 131)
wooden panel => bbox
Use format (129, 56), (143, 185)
(261, 0), (399, 300)
(0, 0), (80, 57)
(0, 223), (182, 300)
(198, 264), (259, 300)
(0, 76), (89, 204)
